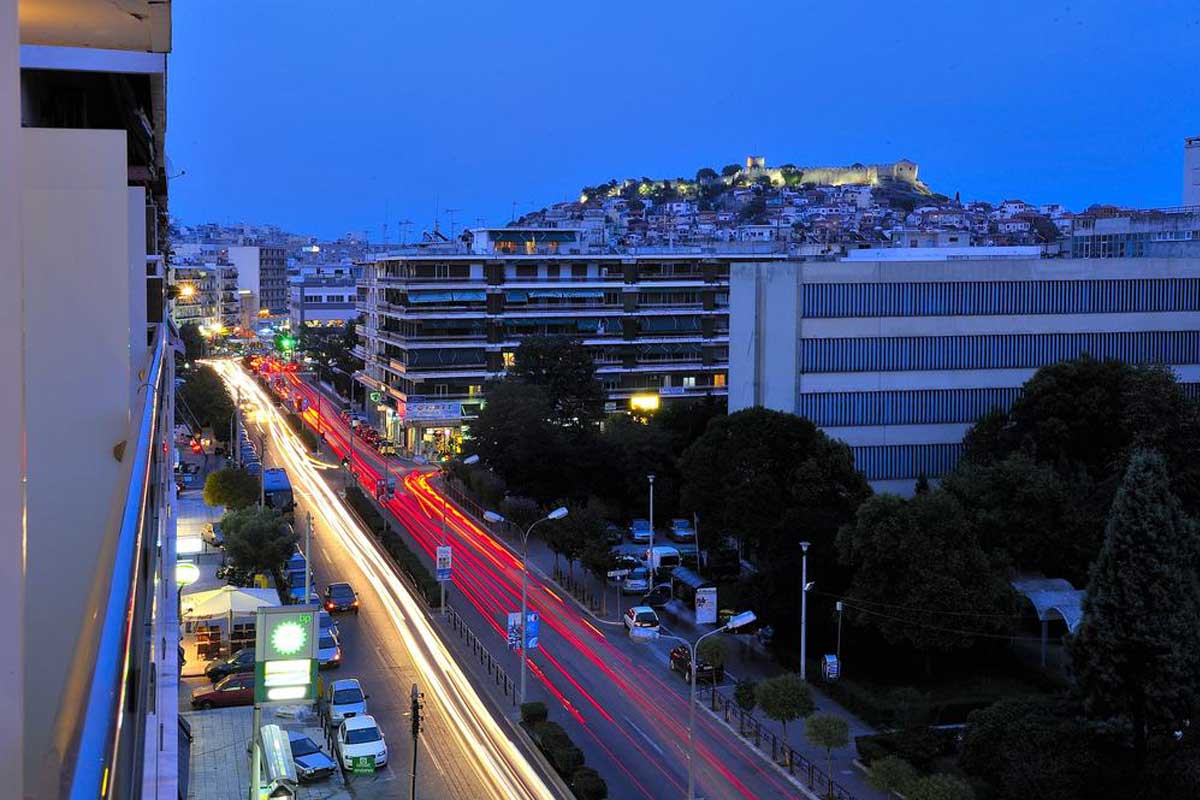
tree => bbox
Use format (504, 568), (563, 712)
(177, 364), (235, 444)
(867, 756), (918, 796)
(203, 468), (260, 510)
(696, 638), (727, 671)
(509, 335), (604, 425)
(805, 713), (851, 793)
(695, 167), (719, 183)
(720, 164), (741, 177)
(733, 679), (757, 733)
(470, 381), (571, 501)
(905, 774), (975, 800)
(755, 673), (815, 756)
(500, 495), (544, 533)
(179, 321), (206, 362)
(220, 507), (296, 576)
(1070, 450), (1200, 771)
(545, 502), (604, 580)
(836, 490), (1014, 675)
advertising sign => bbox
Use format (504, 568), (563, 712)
(506, 612), (522, 651)
(524, 611), (540, 651)
(695, 586), (718, 625)
(436, 546), (452, 582)
(350, 755), (376, 774)
(255, 605), (320, 704)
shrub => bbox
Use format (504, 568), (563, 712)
(867, 755), (918, 795)
(521, 701), (548, 725)
(571, 766), (607, 800)
(344, 486), (440, 603)
(548, 742), (584, 777)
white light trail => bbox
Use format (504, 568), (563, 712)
(212, 360), (557, 800)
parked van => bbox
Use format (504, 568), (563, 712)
(642, 545), (682, 572)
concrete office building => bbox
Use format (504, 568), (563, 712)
(289, 264), (360, 329)
(1186, 136), (1200, 207)
(176, 242), (289, 318)
(6, 1), (178, 797)
(730, 251), (1200, 494)
(171, 260), (241, 332)
(354, 228), (768, 456)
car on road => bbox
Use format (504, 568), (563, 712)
(669, 644), (725, 684)
(324, 678), (368, 725)
(624, 606), (661, 636)
(325, 582), (359, 613)
(629, 519), (654, 543)
(317, 631), (342, 669)
(668, 518), (695, 542)
(191, 673), (254, 709)
(336, 715), (388, 771)
(640, 584), (673, 608)
(318, 610), (339, 639)
(205, 647), (254, 682)
(202, 522), (224, 548)
(604, 523), (623, 545)
(621, 566), (651, 595)
(289, 732), (337, 783)
(378, 440), (396, 455)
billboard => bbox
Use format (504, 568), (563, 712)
(695, 586), (717, 625)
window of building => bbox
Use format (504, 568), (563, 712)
(713, 373), (726, 388)
(572, 264), (588, 278)
(516, 265), (538, 278)
(502, 351), (516, 368)
(467, 385), (482, 397)
(682, 376), (697, 388)
(547, 265), (560, 279)
(433, 384), (448, 396)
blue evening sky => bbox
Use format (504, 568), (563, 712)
(168, 0), (1200, 240)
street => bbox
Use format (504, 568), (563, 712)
(212, 360), (563, 800)
(282, 370), (814, 800)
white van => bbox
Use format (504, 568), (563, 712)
(642, 545), (682, 572)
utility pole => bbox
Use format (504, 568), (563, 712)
(647, 474), (656, 585)
(410, 683), (424, 800)
(304, 511), (313, 600)
(234, 386), (242, 467)
(836, 599), (844, 667)
(259, 429), (266, 508)
(800, 540), (811, 681)
(249, 704), (262, 800)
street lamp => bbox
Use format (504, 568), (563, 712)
(647, 474), (656, 584)
(630, 610), (757, 799)
(436, 454), (479, 613)
(483, 505), (568, 703)
(799, 541), (811, 681)
(254, 409), (269, 507)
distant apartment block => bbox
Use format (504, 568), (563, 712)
(730, 250), (1200, 494)
(353, 228), (766, 456)
(171, 261), (240, 332)
(175, 242), (289, 316)
(289, 264), (360, 329)
(1186, 136), (1200, 207)
(1070, 207), (1200, 258)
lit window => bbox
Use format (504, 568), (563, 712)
(502, 352), (516, 368)
(682, 376), (696, 388)
(713, 373), (726, 388)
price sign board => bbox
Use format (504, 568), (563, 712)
(436, 546), (452, 582)
(255, 605), (319, 704)
(506, 612), (522, 651)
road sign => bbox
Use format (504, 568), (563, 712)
(369, 391), (382, 403)
(506, 612), (521, 651)
(255, 605), (319, 704)
(695, 586), (717, 625)
(607, 568), (630, 579)
(350, 754), (376, 774)
(436, 546), (452, 582)
(524, 611), (540, 651)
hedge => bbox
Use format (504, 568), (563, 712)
(344, 485), (441, 604)
(285, 412), (320, 453)
(855, 728), (959, 771)
(524, 715), (607, 799)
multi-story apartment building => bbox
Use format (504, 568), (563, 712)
(289, 264), (360, 329)
(6, 1), (178, 797)
(1070, 207), (1200, 258)
(729, 250), (1200, 495)
(354, 228), (775, 456)
(177, 242), (289, 318)
(171, 261), (240, 333)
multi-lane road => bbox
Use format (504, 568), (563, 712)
(271, 365), (807, 800)
(213, 360), (563, 800)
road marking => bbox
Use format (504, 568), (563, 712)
(624, 717), (664, 757)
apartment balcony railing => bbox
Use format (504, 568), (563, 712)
(57, 324), (172, 799)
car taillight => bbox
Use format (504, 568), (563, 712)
(326, 601), (335, 609)
(352, 599), (359, 606)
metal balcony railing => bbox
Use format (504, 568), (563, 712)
(56, 323), (171, 799)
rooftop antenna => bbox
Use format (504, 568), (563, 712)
(398, 219), (413, 246)
(445, 208), (461, 240)
(433, 196), (440, 234)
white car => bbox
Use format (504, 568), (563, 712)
(624, 605), (661, 636)
(317, 631), (342, 669)
(325, 678), (368, 725)
(621, 566), (650, 595)
(336, 715), (388, 771)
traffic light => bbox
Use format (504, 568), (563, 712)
(190, 437), (203, 454)
(274, 333), (296, 352)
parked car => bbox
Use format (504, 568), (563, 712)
(629, 519), (653, 544)
(623, 606), (661, 636)
(289, 732), (337, 783)
(318, 610), (340, 639)
(640, 584), (673, 608)
(668, 518), (695, 542)
(336, 715), (388, 771)
(642, 545), (682, 572)
(191, 673), (254, 709)
(669, 644), (724, 684)
(604, 523), (623, 545)
(621, 566), (651, 595)
(324, 677), (369, 725)
(378, 440), (396, 455)
(317, 631), (342, 669)
(325, 582), (360, 613)
(202, 522), (224, 548)
(205, 647), (254, 682)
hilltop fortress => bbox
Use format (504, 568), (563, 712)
(733, 155), (930, 194)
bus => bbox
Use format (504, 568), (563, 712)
(262, 468), (295, 521)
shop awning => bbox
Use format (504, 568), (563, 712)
(408, 290), (486, 304)
(491, 231), (576, 243)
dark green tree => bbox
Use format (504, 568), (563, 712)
(695, 167), (719, 183)
(220, 507), (296, 576)
(510, 335), (604, 425)
(470, 381), (571, 501)
(179, 321), (206, 362)
(867, 756), (918, 796)
(905, 774), (975, 800)
(756, 673), (815, 756)
(805, 714), (851, 795)
(720, 164), (741, 177)
(203, 468), (260, 510)
(177, 365), (235, 443)
(1070, 449), (1200, 771)
(733, 679), (757, 734)
(836, 490), (1015, 675)
(545, 503), (607, 581)
(696, 638), (727, 671)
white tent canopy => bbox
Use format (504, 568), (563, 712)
(182, 586), (278, 620)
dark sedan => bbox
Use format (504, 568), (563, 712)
(669, 644), (724, 684)
(325, 582), (359, 613)
(204, 647), (254, 682)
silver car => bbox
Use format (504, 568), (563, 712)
(317, 631), (342, 669)
(621, 566), (650, 595)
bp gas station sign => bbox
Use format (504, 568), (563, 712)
(255, 605), (320, 704)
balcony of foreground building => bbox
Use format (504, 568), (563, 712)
(49, 325), (179, 799)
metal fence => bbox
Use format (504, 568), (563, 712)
(698, 684), (857, 800)
(444, 603), (518, 707)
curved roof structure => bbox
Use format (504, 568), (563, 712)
(1011, 576), (1085, 632)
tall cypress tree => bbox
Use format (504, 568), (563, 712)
(1070, 449), (1200, 770)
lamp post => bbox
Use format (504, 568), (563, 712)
(438, 454), (479, 614)
(799, 540), (811, 681)
(630, 610), (757, 799)
(483, 506), (568, 703)
(647, 473), (656, 585)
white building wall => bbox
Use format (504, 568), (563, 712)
(228, 245), (262, 317)
(1185, 136), (1200, 207)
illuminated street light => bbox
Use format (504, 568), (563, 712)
(178, 283), (197, 300)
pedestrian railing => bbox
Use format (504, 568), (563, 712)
(698, 684), (857, 800)
(444, 603), (518, 707)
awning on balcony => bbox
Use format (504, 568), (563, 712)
(528, 289), (605, 299)
(491, 231), (576, 243)
(640, 315), (701, 332)
(408, 290), (486, 304)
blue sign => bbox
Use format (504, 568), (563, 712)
(436, 546), (452, 582)
(524, 611), (540, 651)
(506, 612), (521, 651)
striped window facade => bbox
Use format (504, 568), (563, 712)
(801, 331), (1200, 373)
(801, 278), (1200, 318)
(851, 444), (964, 481)
(797, 387), (1023, 427)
